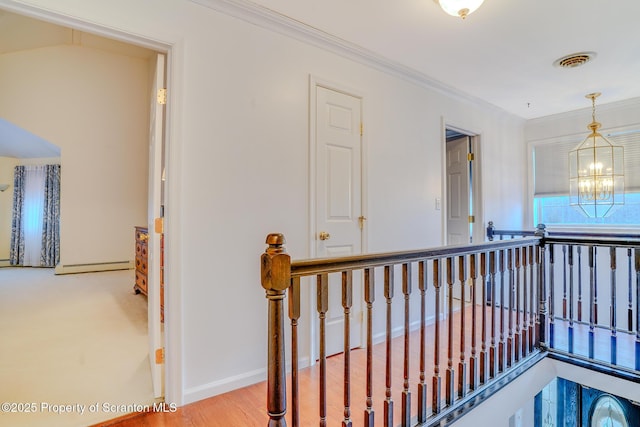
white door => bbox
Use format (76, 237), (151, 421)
(147, 53), (166, 398)
(446, 135), (471, 245)
(446, 134), (473, 301)
(315, 85), (363, 357)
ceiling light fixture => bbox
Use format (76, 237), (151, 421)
(436, 0), (485, 19)
(569, 93), (625, 217)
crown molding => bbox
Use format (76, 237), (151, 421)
(189, 0), (513, 118)
(527, 96), (640, 126)
(526, 96), (640, 145)
(0, 0), (171, 51)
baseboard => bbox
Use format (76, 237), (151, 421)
(55, 260), (133, 275)
(0, 259), (10, 267)
(183, 356), (311, 405)
(183, 367), (266, 405)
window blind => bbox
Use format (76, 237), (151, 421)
(612, 131), (640, 192)
(533, 130), (640, 196)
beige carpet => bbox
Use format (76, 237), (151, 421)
(0, 267), (156, 427)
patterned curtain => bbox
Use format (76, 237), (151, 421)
(41, 164), (61, 267)
(9, 164), (61, 267)
(9, 166), (26, 265)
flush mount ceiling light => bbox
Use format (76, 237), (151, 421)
(569, 92), (625, 218)
(435, 0), (485, 19)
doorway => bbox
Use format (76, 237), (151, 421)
(0, 7), (169, 417)
(444, 127), (482, 302)
(445, 129), (480, 245)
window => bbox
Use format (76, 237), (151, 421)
(590, 395), (628, 427)
(533, 130), (640, 227)
(533, 193), (640, 226)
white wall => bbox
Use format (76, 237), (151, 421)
(0, 43), (150, 267)
(2, 0), (529, 405)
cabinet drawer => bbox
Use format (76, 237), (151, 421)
(135, 256), (148, 275)
(136, 242), (148, 258)
(135, 271), (147, 294)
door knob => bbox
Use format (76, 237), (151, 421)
(319, 231), (331, 241)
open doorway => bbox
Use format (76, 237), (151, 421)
(445, 128), (481, 245)
(0, 9), (168, 425)
(444, 127), (482, 303)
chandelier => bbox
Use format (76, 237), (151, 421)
(569, 93), (625, 218)
(436, 0), (485, 19)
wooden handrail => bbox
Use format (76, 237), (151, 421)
(545, 230), (640, 240)
(486, 221), (545, 241)
(261, 228), (640, 426)
(290, 237), (541, 277)
(262, 233), (546, 426)
(544, 235), (640, 248)
(487, 219), (640, 244)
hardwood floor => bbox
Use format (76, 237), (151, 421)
(94, 305), (638, 427)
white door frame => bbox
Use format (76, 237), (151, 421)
(440, 119), (484, 246)
(148, 52), (166, 399)
(308, 75), (368, 364)
(0, 1), (183, 405)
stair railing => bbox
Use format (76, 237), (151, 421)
(260, 232), (547, 426)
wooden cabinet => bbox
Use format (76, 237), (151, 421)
(134, 226), (149, 295)
(134, 226), (164, 322)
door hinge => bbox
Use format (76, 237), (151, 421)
(467, 153), (474, 161)
(157, 88), (167, 105)
(360, 122), (363, 136)
(468, 215), (475, 224)
(358, 216), (367, 230)
(155, 217), (164, 234)
(155, 347), (165, 364)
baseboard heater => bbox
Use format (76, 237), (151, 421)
(55, 260), (133, 275)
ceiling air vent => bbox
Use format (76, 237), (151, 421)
(553, 52), (597, 69)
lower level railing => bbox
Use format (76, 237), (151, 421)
(543, 235), (640, 375)
(488, 224), (640, 376)
(260, 228), (640, 426)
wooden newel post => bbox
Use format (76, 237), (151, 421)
(261, 233), (291, 427)
(534, 226), (548, 351)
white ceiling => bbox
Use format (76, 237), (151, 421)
(245, 0), (640, 119)
(2, 1), (640, 157)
